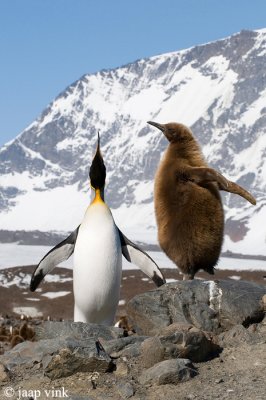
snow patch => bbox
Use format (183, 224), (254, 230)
(26, 298), (40, 302)
(12, 306), (43, 318)
(41, 291), (71, 299)
(241, 88), (266, 126)
(166, 278), (177, 283)
(0, 184), (88, 232)
(156, 63), (238, 126)
(223, 204), (266, 258)
(0, 272), (31, 288)
(229, 275), (241, 281)
(44, 275), (73, 283)
(122, 86), (166, 120)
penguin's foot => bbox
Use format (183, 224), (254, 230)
(95, 339), (116, 372)
(95, 339), (109, 359)
(182, 273), (195, 280)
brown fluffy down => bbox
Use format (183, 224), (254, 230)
(148, 121), (256, 279)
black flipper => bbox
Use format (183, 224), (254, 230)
(30, 226), (80, 292)
(117, 227), (166, 287)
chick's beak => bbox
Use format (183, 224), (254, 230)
(147, 121), (166, 132)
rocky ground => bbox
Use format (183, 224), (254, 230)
(0, 272), (265, 400)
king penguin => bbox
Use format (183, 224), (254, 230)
(147, 121), (256, 280)
(30, 134), (165, 325)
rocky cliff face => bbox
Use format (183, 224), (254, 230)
(0, 29), (265, 255)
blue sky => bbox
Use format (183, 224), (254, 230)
(1, 0), (265, 146)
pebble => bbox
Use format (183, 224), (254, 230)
(117, 382), (135, 398)
(114, 359), (129, 377)
(0, 363), (8, 382)
(139, 358), (197, 385)
(140, 337), (165, 368)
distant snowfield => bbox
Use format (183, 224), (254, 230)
(0, 243), (266, 271)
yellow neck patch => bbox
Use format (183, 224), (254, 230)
(91, 188), (104, 205)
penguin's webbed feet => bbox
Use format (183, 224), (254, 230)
(182, 273), (195, 280)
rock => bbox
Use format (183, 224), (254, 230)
(34, 321), (123, 341)
(0, 339), (57, 369)
(119, 341), (143, 358)
(117, 382), (135, 398)
(159, 323), (220, 362)
(256, 315), (266, 334)
(44, 347), (113, 380)
(127, 289), (170, 335)
(127, 280), (266, 335)
(262, 294), (266, 310)
(139, 358), (197, 385)
(158, 322), (193, 335)
(0, 322), (125, 375)
(104, 336), (148, 358)
(114, 359), (130, 376)
(140, 337), (165, 368)
(219, 280), (265, 328)
(0, 363), (8, 382)
(0, 335), (113, 377)
(218, 325), (257, 347)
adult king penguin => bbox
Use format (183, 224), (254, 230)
(30, 134), (165, 325)
(148, 121), (256, 280)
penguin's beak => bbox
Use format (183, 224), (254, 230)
(89, 133), (106, 190)
(147, 121), (166, 132)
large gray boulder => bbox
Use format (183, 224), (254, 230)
(127, 280), (266, 335)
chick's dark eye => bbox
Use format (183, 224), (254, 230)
(169, 129), (177, 137)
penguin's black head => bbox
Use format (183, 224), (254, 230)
(89, 133), (106, 190)
(147, 121), (194, 144)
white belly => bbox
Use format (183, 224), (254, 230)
(73, 202), (122, 325)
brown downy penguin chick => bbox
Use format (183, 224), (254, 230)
(115, 315), (135, 335)
(19, 321), (35, 341)
(147, 121), (256, 280)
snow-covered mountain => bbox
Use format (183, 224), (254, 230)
(0, 28), (266, 256)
